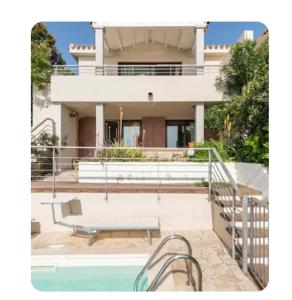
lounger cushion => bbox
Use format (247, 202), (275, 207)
(72, 217), (160, 232)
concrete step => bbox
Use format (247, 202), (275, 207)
(226, 226), (268, 238)
(236, 244), (269, 258)
(220, 211), (268, 222)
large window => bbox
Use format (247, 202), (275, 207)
(105, 120), (141, 147)
(122, 121), (141, 147)
(166, 121), (195, 148)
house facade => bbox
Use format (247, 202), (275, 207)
(32, 23), (254, 151)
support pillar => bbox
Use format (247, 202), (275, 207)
(96, 104), (104, 146)
(194, 27), (205, 74)
(195, 103), (204, 144)
(92, 23), (104, 75)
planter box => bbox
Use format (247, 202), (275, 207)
(78, 161), (209, 184)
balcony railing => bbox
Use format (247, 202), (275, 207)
(52, 64), (220, 76)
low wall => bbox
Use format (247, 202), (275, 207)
(31, 193), (212, 233)
(78, 161), (209, 184)
(225, 162), (269, 200)
(78, 161), (269, 199)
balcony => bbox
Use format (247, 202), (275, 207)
(51, 64), (224, 103)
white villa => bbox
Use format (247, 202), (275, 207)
(32, 23), (254, 151)
(31, 23), (268, 292)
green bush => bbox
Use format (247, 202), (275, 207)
(31, 132), (60, 179)
(96, 141), (145, 162)
(185, 139), (235, 162)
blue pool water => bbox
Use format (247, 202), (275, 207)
(31, 265), (148, 291)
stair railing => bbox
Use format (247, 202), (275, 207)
(31, 118), (56, 138)
(210, 148), (240, 259)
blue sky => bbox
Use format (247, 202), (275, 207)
(45, 22), (267, 65)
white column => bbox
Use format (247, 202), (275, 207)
(92, 24), (104, 74)
(194, 27), (205, 74)
(96, 104), (104, 146)
(195, 103), (204, 144)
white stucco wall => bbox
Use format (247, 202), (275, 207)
(31, 193), (212, 233)
(51, 73), (223, 103)
(33, 86), (79, 170)
(32, 85), (61, 137)
(225, 162), (269, 200)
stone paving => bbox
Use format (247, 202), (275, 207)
(31, 229), (258, 291)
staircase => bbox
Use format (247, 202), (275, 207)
(212, 186), (269, 289)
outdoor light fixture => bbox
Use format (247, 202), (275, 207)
(69, 111), (77, 117)
(148, 92), (153, 101)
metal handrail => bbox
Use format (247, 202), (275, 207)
(134, 234), (192, 291)
(211, 148), (239, 193)
(146, 254), (202, 291)
(31, 118), (56, 136)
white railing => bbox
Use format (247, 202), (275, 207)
(52, 64), (220, 76)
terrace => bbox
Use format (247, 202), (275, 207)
(31, 146), (268, 291)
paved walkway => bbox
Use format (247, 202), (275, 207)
(31, 230), (258, 291)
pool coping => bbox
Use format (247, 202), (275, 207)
(31, 253), (150, 267)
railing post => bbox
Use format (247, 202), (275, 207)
(157, 159), (160, 202)
(104, 147), (108, 201)
(52, 146), (56, 199)
(231, 188), (236, 259)
(208, 149), (212, 201)
(242, 195), (249, 273)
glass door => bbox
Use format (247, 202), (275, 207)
(166, 121), (195, 148)
(122, 121), (141, 147)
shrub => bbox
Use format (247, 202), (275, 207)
(185, 139), (235, 162)
(31, 132), (63, 179)
(96, 140), (145, 162)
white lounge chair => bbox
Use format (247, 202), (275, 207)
(72, 217), (160, 245)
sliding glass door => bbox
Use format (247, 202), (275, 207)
(166, 121), (195, 148)
(105, 120), (141, 146)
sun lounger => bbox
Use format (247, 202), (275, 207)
(42, 198), (160, 246)
(72, 217), (160, 245)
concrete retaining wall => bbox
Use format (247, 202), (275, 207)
(31, 193), (212, 233)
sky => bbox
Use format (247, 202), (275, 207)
(45, 22), (267, 65)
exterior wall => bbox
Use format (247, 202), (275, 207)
(225, 162), (269, 200)
(142, 117), (165, 147)
(33, 86), (78, 168)
(59, 104), (78, 168)
(31, 193), (212, 232)
(51, 73), (223, 103)
(32, 85), (61, 138)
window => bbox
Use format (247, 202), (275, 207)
(105, 120), (141, 147)
(166, 121), (195, 148)
(122, 121), (141, 147)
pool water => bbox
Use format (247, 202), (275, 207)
(31, 265), (148, 291)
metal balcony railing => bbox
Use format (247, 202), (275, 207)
(52, 64), (220, 76)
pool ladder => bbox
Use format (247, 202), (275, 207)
(133, 234), (202, 291)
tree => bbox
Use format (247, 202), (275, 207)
(205, 39), (269, 165)
(31, 23), (65, 89)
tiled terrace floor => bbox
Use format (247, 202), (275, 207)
(31, 229), (258, 291)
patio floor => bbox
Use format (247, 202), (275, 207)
(31, 229), (258, 291)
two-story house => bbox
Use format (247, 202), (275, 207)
(32, 23), (253, 154)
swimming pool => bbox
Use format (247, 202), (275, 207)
(31, 254), (148, 291)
